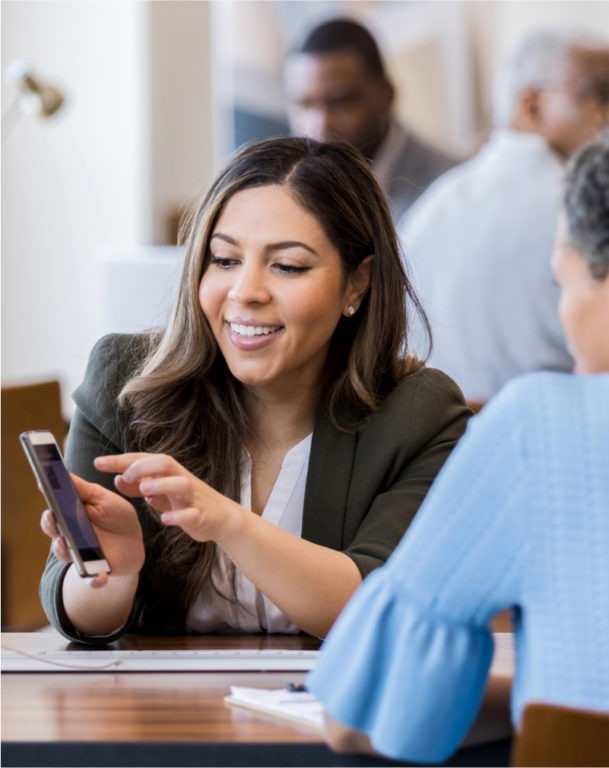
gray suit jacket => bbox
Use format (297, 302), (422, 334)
(377, 123), (459, 223)
(40, 333), (470, 643)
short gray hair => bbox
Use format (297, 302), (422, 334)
(492, 27), (608, 129)
(563, 129), (609, 280)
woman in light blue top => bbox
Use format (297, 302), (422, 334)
(306, 131), (609, 763)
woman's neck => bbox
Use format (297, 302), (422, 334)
(244, 388), (318, 516)
(245, 385), (318, 456)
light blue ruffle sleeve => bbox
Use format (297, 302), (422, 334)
(306, 568), (494, 764)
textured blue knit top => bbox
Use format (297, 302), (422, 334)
(307, 372), (609, 764)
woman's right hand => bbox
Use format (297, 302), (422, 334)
(40, 474), (145, 588)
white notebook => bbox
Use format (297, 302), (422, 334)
(225, 686), (324, 731)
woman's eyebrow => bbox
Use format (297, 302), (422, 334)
(210, 232), (238, 245)
(267, 240), (318, 256)
(211, 232), (318, 256)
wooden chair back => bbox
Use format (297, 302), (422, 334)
(1, 380), (68, 630)
(511, 702), (609, 766)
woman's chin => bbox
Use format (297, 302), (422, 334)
(229, 368), (275, 389)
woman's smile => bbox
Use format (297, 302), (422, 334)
(226, 320), (285, 350)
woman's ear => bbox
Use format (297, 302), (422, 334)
(344, 255), (374, 315)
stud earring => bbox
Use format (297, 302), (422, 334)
(346, 306), (356, 317)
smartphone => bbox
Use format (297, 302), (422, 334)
(20, 430), (111, 577)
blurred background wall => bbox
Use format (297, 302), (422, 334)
(2, 0), (608, 416)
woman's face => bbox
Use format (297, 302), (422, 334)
(552, 215), (609, 374)
(199, 184), (369, 397)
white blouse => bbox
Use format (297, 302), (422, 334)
(186, 433), (312, 633)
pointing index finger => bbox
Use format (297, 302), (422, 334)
(94, 453), (149, 473)
(94, 453), (182, 484)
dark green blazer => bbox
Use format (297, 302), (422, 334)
(40, 333), (471, 643)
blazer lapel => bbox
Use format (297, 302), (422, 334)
(302, 411), (357, 549)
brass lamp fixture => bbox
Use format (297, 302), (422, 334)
(2, 60), (65, 141)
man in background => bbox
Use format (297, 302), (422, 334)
(283, 17), (458, 223)
(399, 28), (609, 404)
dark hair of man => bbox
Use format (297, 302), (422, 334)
(118, 137), (428, 602)
(297, 17), (387, 80)
(564, 129), (609, 279)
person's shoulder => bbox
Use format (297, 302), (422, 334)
(397, 156), (472, 236)
(75, 332), (153, 409)
(392, 365), (466, 401)
(365, 365), (470, 439)
(89, 331), (150, 360)
(502, 370), (609, 412)
(399, 125), (458, 168)
(493, 370), (576, 404)
(474, 373), (609, 475)
(472, 371), (586, 433)
(87, 332), (151, 376)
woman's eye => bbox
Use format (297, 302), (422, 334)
(210, 256), (239, 269)
(273, 263), (311, 275)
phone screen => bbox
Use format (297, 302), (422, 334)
(31, 441), (106, 561)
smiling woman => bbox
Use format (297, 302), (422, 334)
(200, 185), (367, 395)
(39, 137), (471, 644)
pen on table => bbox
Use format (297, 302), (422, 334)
(285, 682), (308, 692)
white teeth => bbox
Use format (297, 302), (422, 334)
(230, 323), (280, 338)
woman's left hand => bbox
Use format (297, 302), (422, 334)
(94, 453), (243, 544)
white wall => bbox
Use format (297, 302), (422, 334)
(495, 0), (609, 58)
(1, 0), (213, 414)
(148, 0), (213, 243)
(2, 1), (150, 413)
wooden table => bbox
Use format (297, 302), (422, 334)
(1, 630), (513, 767)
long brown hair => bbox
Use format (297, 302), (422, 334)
(119, 137), (429, 603)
